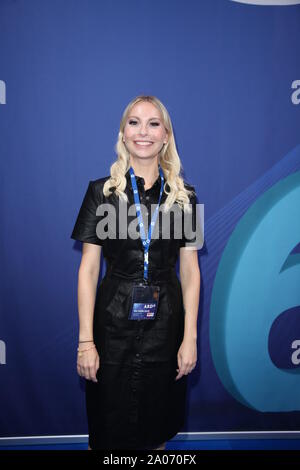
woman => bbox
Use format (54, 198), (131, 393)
(71, 95), (201, 450)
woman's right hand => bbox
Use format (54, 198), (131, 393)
(77, 345), (100, 383)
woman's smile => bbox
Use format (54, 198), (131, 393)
(134, 140), (153, 147)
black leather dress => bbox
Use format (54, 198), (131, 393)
(70, 168), (198, 450)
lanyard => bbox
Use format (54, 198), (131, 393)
(129, 165), (164, 281)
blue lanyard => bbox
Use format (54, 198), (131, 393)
(129, 165), (164, 281)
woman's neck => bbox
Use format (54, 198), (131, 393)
(129, 157), (160, 190)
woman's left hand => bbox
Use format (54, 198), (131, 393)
(175, 338), (197, 381)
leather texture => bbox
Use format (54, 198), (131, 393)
(71, 169), (198, 450)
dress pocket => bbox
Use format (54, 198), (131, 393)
(105, 282), (132, 327)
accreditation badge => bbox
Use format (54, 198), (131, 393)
(128, 283), (160, 320)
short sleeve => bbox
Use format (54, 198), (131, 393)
(70, 180), (103, 246)
(180, 186), (201, 250)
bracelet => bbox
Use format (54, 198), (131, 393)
(78, 340), (94, 343)
(77, 345), (96, 357)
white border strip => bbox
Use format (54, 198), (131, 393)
(1, 431), (300, 446)
(230, 1), (300, 5)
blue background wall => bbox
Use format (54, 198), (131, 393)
(1, 0), (300, 438)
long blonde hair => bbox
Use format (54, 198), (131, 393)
(103, 95), (195, 212)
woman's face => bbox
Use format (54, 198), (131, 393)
(123, 101), (168, 162)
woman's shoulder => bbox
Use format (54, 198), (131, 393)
(182, 179), (197, 200)
(91, 174), (111, 191)
(183, 180), (195, 190)
(85, 175), (111, 203)
(90, 175), (111, 188)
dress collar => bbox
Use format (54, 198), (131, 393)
(125, 168), (161, 191)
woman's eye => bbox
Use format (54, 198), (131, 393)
(128, 120), (160, 127)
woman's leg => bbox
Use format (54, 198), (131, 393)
(153, 441), (166, 450)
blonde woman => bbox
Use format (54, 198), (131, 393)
(71, 95), (201, 450)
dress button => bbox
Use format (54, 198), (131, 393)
(132, 388), (137, 392)
(135, 353), (140, 358)
(136, 336), (140, 340)
(145, 196), (149, 200)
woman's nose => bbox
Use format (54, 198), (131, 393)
(139, 124), (148, 135)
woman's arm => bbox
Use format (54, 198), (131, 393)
(76, 242), (101, 382)
(77, 243), (101, 341)
(180, 247), (200, 341)
(175, 247), (200, 380)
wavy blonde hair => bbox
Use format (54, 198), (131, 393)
(103, 95), (195, 212)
